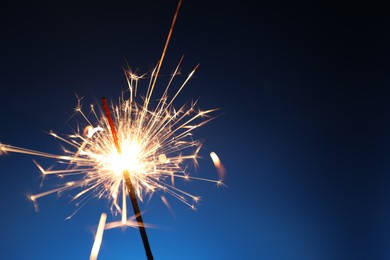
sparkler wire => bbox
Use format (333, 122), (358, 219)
(102, 97), (154, 260)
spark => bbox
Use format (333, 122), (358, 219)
(210, 151), (226, 180)
(0, 60), (224, 216)
(90, 213), (107, 260)
(161, 195), (176, 218)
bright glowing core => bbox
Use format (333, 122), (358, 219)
(110, 141), (143, 176)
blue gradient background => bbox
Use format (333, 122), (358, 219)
(0, 1), (387, 259)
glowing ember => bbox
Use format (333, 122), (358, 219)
(210, 151), (226, 181)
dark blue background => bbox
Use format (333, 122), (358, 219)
(0, 1), (387, 259)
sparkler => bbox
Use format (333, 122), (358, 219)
(102, 96), (153, 259)
(0, 0), (225, 259)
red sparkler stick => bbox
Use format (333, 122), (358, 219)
(102, 97), (154, 260)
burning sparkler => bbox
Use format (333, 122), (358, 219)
(1, 0), (225, 259)
(1, 59), (221, 213)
